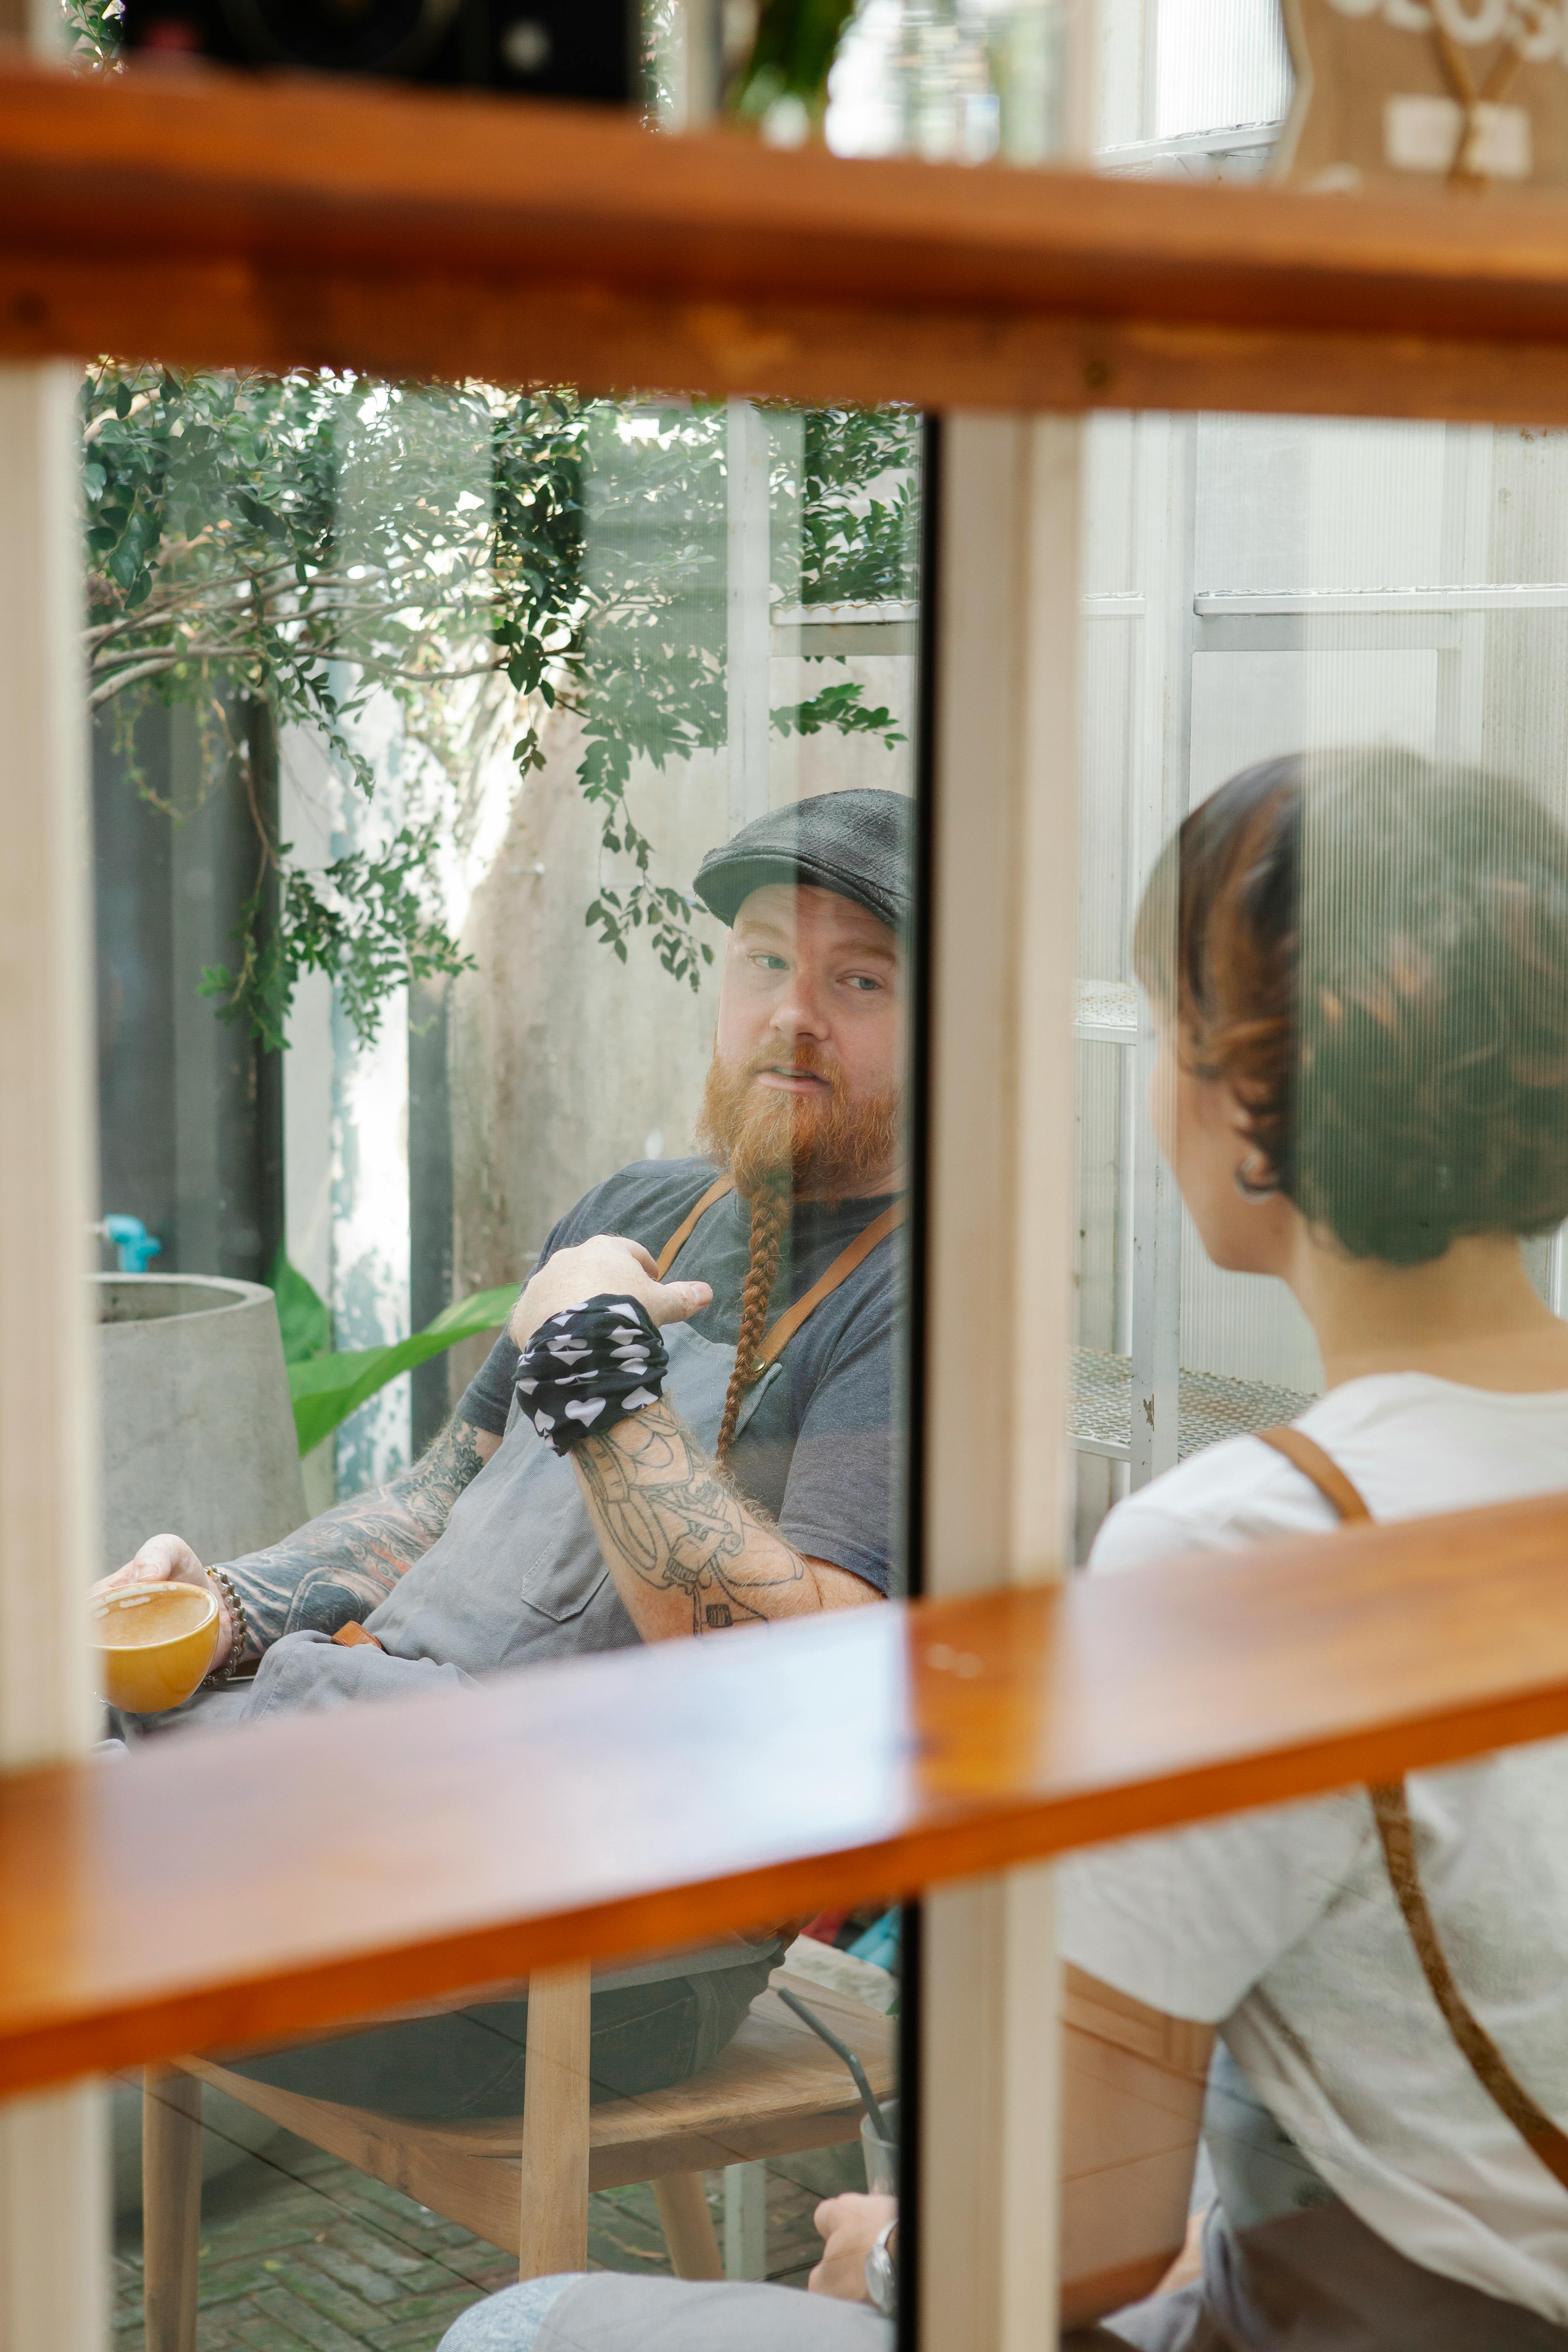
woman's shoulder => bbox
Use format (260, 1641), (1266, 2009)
(1089, 1369), (1568, 1575)
(1088, 1430), (1343, 1573)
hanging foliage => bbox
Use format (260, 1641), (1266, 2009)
(81, 367), (922, 1045)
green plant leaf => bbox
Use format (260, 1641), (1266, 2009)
(265, 1245), (332, 1367)
(286, 1284), (521, 1457)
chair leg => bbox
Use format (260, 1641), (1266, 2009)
(518, 1963), (592, 2280)
(654, 2171), (724, 2280)
(142, 2066), (203, 2352)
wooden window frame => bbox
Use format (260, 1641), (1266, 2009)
(7, 47), (1568, 2351)
(5, 62), (1568, 425)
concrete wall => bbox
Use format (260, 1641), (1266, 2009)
(445, 711), (728, 1400)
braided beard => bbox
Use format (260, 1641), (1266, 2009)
(698, 1044), (900, 1464)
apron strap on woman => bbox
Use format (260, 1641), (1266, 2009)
(1256, 1422), (1568, 2196)
(1254, 1424), (1372, 1521)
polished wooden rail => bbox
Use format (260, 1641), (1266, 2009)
(9, 57), (1568, 418)
(3, 1492), (1568, 2097)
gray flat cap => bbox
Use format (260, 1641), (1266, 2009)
(694, 789), (913, 934)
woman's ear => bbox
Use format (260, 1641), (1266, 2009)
(1166, 1072), (1293, 1275)
(1234, 1149), (1281, 1203)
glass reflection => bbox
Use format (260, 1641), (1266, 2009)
(93, 376), (917, 2340)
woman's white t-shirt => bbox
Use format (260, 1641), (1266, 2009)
(1057, 1372), (1568, 2323)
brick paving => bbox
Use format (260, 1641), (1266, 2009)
(113, 2123), (866, 2350)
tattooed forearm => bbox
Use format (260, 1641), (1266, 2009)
(571, 1400), (808, 1638)
(218, 1413), (493, 1657)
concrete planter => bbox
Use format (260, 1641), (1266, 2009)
(95, 1274), (306, 1576)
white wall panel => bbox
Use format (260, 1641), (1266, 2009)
(1154, 0), (1291, 138)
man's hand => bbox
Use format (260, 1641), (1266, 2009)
(91, 1534), (233, 1671)
(508, 1235), (711, 1356)
(808, 2194), (897, 2302)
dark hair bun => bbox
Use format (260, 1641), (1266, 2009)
(1135, 749), (1568, 1266)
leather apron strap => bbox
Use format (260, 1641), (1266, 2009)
(1256, 1424), (1568, 2195)
(752, 1199), (906, 1376)
(655, 1176), (735, 1277)
(331, 1189), (905, 1671)
(1254, 1424), (1371, 1522)
(331, 1620), (385, 1652)
(656, 1178), (906, 1372)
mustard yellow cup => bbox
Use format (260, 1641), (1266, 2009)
(92, 1580), (219, 1714)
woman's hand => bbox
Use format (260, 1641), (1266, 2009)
(90, 1534), (233, 1671)
(507, 1235), (712, 1357)
(808, 2193), (897, 2301)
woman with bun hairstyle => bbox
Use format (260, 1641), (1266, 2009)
(439, 751), (1568, 2352)
(1058, 745), (1568, 2348)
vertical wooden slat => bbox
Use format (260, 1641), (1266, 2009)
(0, 349), (106, 2350)
(517, 1963), (592, 2279)
(918, 409), (1084, 2352)
(0, 393), (95, 1756)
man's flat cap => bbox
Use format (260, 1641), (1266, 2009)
(694, 788), (913, 934)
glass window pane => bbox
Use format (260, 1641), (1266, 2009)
(1069, 403), (1568, 2342)
(1078, 34), (1568, 2310)
(90, 366), (921, 2344)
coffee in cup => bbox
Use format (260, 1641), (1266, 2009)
(92, 1580), (219, 1714)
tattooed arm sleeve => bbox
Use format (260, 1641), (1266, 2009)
(570, 1401), (880, 1641)
(217, 1413), (500, 1658)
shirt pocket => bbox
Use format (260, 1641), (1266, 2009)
(513, 1455), (612, 1624)
(518, 1557), (610, 1625)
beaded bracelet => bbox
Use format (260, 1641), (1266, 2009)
(204, 1564), (250, 1684)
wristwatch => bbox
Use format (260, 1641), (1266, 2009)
(864, 2217), (898, 2317)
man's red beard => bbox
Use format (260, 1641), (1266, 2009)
(696, 1042), (902, 1202)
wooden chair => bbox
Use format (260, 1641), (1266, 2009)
(139, 1961), (896, 2352)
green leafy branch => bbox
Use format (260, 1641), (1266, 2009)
(774, 680), (904, 749)
(82, 368), (921, 1041)
(199, 822), (477, 1054)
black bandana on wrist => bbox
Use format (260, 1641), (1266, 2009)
(516, 1294), (668, 1456)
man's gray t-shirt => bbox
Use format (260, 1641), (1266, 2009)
(458, 1158), (903, 1595)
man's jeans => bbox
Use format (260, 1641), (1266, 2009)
(228, 1947), (779, 2120)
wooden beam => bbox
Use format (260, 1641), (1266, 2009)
(5, 1492), (1568, 2098)
(8, 59), (1568, 415)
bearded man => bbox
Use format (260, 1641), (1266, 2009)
(99, 786), (909, 2117)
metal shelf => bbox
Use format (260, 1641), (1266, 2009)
(1070, 1346), (1317, 1465)
(771, 599), (919, 657)
(1073, 979), (1137, 1045)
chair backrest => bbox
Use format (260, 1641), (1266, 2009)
(1059, 1963), (1213, 2329)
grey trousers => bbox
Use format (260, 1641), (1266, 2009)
(531, 2277), (892, 2352)
(436, 2197), (1568, 2352)
(1066, 2197), (1568, 2352)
